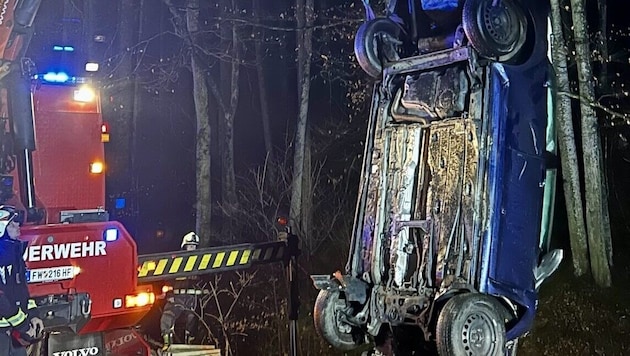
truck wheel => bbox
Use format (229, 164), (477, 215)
(354, 18), (401, 78)
(436, 293), (506, 356)
(313, 289), (362, 351)
(462, 0), (528, 63)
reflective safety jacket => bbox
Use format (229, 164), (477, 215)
(0, 237), (37, 330)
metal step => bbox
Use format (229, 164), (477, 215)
(161, 344), (221, 356)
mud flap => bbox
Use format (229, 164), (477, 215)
(48, 331), (104, 356)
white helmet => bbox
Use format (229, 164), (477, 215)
(181, 232), (199, 249)
(0, 205), (18, 237)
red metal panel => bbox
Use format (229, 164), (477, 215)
(23, 221), (151, 333)
(30, 84), (105, 220)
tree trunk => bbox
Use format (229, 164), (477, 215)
(596, 0), (614, 268)
(186, 0), (212, 247)
(301, 131), (312, 252)
(570, 0), (612, 287)
(290, 0), (314, 236)
(549, 0), (589, 276)
(597, 0), (608, 91)
(219, 0), (239, 218)
(252, 0), (273, 163)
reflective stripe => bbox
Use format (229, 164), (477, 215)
(0, 318), (10, 327)
(27, 299), (37, 310)
(226, 251), (239, 266)
(6, 308), (27, 326)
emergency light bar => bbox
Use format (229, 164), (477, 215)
(53, 45), (75, 52)
(42, 72), (70, 83)
(36, 72), (89, 85)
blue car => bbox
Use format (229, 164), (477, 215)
(311, 0), (562, 355)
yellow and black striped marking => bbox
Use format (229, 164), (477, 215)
(137, 241), (286, 282)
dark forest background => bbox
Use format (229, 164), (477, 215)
(23, 0), (630, 354)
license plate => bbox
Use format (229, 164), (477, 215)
(27, 266), (75, 283)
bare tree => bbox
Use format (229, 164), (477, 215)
(187, 1), (213, 246)
(549, 0), (589, 276)
(252, 0), (274, 164)
(290, 0), (315, 239)
(218, 0), (241, 216)
(596, 0), (608, 91)
(570, 0), (612, 287)
(163, 0), (213, 246)
(199, 272), (257, 356)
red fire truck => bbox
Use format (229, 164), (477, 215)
(0, 1), (294, 355)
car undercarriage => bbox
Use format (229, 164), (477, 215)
(312, 1), (562, 355)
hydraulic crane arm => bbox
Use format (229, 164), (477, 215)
(137, 241), (287, 283)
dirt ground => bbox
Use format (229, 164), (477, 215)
(519, 242), (630, 356)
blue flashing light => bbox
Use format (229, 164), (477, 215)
(42, 72), (71, 83)
(104, 228), (118, 242)
(52, 45), (75, 52)
(115, 198), (126, 209)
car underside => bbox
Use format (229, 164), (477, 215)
(311, 1), (563, 355)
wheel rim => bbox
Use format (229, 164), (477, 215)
(313, 289), (360, 350)
(461, 310), (501, 355)
(354, 18), (400, 78)
(463, 0), (527, 61)
(476, 0), (524, 55)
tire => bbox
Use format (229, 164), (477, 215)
(354, 18), (401, 78)
(436, 294), (506, 356)
(462, 0), (528, 63)
(313, 289), (362, 351)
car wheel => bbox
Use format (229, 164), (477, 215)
(462, 0), (528, 63)
(313, 289), (362, 351)
(354, 18), (401, 78)
(436, 293), (506, 356)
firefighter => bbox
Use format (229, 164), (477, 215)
(160, 232), (203, 350)
(0, 206), (43, 355)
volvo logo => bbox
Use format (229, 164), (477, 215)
(105, 332), (137, 351)
(51, 347), (100, 356)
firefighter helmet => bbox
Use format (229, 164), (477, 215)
(0, 205), (18, 236)
(181, 232), (200, 249)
